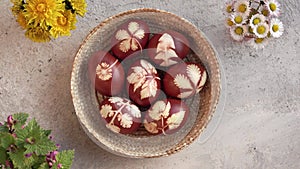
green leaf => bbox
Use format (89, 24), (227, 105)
(0, 133), (15, 149)
(52, 150), (74, 169)
(42, 129), (52, 137)
(15, 126), (29, 147)
(8, 149), (25, 168)
(38, 162), (50, 169)
(24, 138), (56, 156)
(0, 147), (8, 164)
(30, 153), (48, 169)
(16, 119), (56, 155)
(8, 148), (34, 169)
(13, 113), (29, 131)
(0, 124), (9, 132)
(12, 113), (29, 126)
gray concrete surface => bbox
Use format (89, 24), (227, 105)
(1, 0), (300, 168)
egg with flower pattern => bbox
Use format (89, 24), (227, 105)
(147, 30), (190, 67)
(88, 50), (125, 96)
(163, 62), (207, 99)
(126, 59), (161, 107)
(111, 19), (150, 60)
(143, 99), (189, 135)
(99, 97), (142, 134)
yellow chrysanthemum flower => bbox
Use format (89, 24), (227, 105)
(50, 10), (77, 38)
(24, 0), (63, 28)
(10, 0), (86, 42)
(11, 0), (24, 16)
(25, 25), (51, 42)
(69, 0), (87, 16)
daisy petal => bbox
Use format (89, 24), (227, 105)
(270, 18), (284, 38)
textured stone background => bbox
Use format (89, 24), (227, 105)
(0, 0), (300, 168)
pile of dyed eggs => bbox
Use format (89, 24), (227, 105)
(88, 19), (207, 135)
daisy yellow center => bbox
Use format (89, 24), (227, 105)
(269, 3), (277, 11)
(235, 27), (243, 35)
(257, 25), (266, 34)
(255, 38), (264, 44)
(227, 19), (234, 26)
(253, 18), (261, 25)
(226, 5), (232, 13)
(262, 9), (269, 16)
(36, 3), (47, 13)
(58, 16), (67, 26)
(238, 4), (247, 13)
(234, 16), (243, 24)
(272, 24), (279, 32)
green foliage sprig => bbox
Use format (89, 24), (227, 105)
(0, 113), (74, 169)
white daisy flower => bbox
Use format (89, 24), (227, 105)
(265, 0), (280, 16)
(230, 25), (247, 41)
(253, 22), (269, 38)
(224, 0), (235, 15)
(247, 37), (268, 50)
(231, 13), (247, 25)
(249, 14), (266, 28)
(269, 18), (284, 38)
(225, 17), (235, 28)
(260, 5), (270, 17)
(234, 0), (250, 16)
(244, 25), (254, 37)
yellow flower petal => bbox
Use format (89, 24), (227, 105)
(25, 25), (51, 42)
(69, 0), (87, 17)
(11, 0), (24, 16)
(16, 12), (28, 29)
(50, 10), (76, 38)
(24, 0), (63, 28)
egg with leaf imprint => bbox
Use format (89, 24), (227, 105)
(111, 19), (150, 60)
(126, 59), (161, 107)
(163, 62), (207, 99)
(88, 50), (125, 96)
(99, 97), (142, 134)
(143, 98), (189, 135)
(147, 30), (190, 67)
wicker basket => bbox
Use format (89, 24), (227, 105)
(71, 8), (221, 158)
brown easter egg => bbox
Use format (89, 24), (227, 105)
(147, 30), (190, 67)
(111, 19), (150, 60)
(163, 62), (207, 99)
(88, 51), (125, 96)
(143, 98), (189, 135)
(126, 59), (161, 107)
(99, 97), (142, 134)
